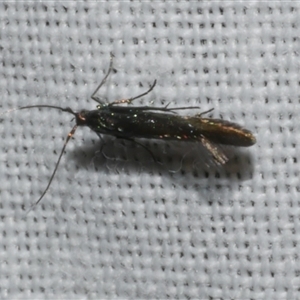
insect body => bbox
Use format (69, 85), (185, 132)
(3, 60), (256, 207)
(79, 104), (255, 147)
(77, 103), (255, 166)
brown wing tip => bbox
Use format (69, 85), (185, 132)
(245, 132), (256, 146)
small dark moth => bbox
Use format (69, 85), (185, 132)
(3, 59), (256, 207)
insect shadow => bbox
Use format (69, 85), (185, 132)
(69, 134), (255, 182)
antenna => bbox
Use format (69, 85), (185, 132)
(1, 105), (78, 212)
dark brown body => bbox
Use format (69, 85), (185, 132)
(77, 106), (256, 147)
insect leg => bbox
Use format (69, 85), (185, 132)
(91, 56), (114, 103)
(96, 135), (157, 163)
(119, 137), (158, 163)
(96, 134), (110, 160)
(109, 80), (157, 106)
(195, 108), (214, 117)
(122, 105), (200, 114)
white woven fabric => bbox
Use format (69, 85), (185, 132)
(0, 2), (299, 299)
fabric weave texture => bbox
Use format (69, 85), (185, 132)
(0, 2), (299, 299)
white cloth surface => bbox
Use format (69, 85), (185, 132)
(0, 2), (299, 299)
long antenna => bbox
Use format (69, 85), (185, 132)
(27, 124), (78, 212)
(0, 105), (76, 116)
(1, 104), (78, 212)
